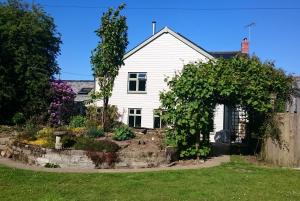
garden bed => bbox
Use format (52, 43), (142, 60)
(0, 129), (173, 169)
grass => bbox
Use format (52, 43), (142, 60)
(0, 156), (300, 201)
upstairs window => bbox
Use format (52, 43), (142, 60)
(128, 108), (142, 128)
(128, 73), (147, 93)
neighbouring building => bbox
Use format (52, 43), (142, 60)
(65, 80), (94, 114)
(94, 25), (248, 139)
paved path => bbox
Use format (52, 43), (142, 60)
(0, 155), (230, 173)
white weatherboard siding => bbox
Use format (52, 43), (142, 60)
(95, 29), (224, 129)
(214, 104), (224, 132)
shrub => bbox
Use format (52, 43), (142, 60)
(69, 115), (87, 128)
(48, 80), (76, 126)
(87, 127), (104, 138)
(37, 127), (54, 138)
(86, 120), (98, 128)
(23, 121), (39, 140)
(12, 112), (25, 125)
(61, 135), (77, 148)
(33, 127), (55, 148)
(86, 105), (120, 130)
(86, 151), (118, 168)
(44, 163), (60, 168)
(74, 137), (120, 152)
(180, 145), (211, 159)
(69, 127), (87, 136)
(112, 125), (135, 141)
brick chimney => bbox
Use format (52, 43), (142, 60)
(241, 38), (249, 54)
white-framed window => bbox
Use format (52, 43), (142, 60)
(128, 108), (142, 127)
(153, 109), (166, 129)
(128, 72), (147, 93)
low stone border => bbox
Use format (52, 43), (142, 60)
(0, 137), (173, 169)
(0, 155), (230, 173)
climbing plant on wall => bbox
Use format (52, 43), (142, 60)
(160, 55), (293, 158)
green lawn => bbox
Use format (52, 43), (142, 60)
(0, 156), (300, 201)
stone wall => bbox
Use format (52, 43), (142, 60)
(0, 138), (174, 169)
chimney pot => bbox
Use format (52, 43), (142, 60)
(241, 38), (249, 54)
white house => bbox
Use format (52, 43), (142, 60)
(95, 26), (245, 135)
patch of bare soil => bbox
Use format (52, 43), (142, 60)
(97, 131), (165, 153)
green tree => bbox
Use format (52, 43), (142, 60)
(160, 55), (293, 158)
(91, 4), (128, 129)
(0, 0), (61, 123)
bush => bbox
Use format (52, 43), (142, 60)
(23, 121), (39, 140)
(69, 115), (87, 128)
(74, 137), (120, 152)
(179, 145), (211, 159)
(12, 112), (25, 125)
(33, 127), (55, 148)
(44, 163), (60, 168)
(87, 127), (104, 138)
(86, 120), (98, 128)
(69, 127), (87, 136)
(61, 135), (77, 148)
(86, 105), (120, 130)
(112, 125), (135, 141)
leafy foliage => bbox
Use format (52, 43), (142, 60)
(112, 125), (135, 141)
(12, 112), (25, 125)
(87, 127), (105, 138)
(74, 137), (120, 152)
(160, 55), (293, 157)
(91, 4), (128, 129)
(0, 0), (61, 123)
(48, 80), (76, 126)
(69, 115), (87, 128)
(44, 163), (60, 168)
(86, 105), (120, 130)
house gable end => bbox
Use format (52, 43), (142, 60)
(124, 27), (214, 61)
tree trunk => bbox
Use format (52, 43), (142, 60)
(196, 131), (200, 161)
(102, 96), (109, 131)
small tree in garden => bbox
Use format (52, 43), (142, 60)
(48, 80), (76, 126)
(91, 4), (128, 130)
(160, 55), (293, 159)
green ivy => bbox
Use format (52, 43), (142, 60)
(160, 55), (293, 158)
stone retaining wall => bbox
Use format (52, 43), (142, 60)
(0, 138), (174, 169)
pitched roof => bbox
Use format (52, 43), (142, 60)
(209, 51), (241, 59)
(64, 80), (94, 102)
(124, 26), (215, 60)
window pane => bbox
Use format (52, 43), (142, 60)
(138, 80), (146, 91)
(154, 116), (161, 128)
(136, 109), (141, 114)
(138, 73), (146, 79)
(135, 116), (141, 127)
(129, 80), (136, 91)
(129, 73), (137, 78)
(128, 116), (135, 127)
(129, 109), (134, 114)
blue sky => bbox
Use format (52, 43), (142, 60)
(19, 0), (300, 79)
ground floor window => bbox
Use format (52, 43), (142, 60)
(153, 109), (166, 128)
(128, 108), (141, 127)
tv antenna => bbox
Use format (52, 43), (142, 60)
(245, 22), (256, 42)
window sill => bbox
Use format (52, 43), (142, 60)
(127, 91), (147, 94)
